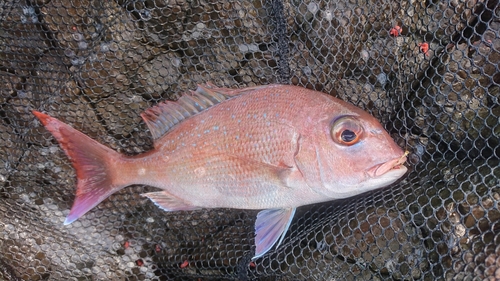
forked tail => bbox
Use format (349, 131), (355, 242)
(33, 111), (126, 225)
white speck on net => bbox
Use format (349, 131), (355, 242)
(78, 41), (89, 50)
(307, 2), (319, 14)
(322, 10), (333, 21)
(239, 43), (259, 53)
(72, 33), (84, 41)
(49, 146), (59, 154)
(361, 49), (369, 62)
(377, 73), (388, 85)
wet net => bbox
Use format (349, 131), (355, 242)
(1, 0), (499, 280)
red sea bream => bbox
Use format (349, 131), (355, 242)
(33, 84), (408, 258)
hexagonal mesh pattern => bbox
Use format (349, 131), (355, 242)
(1, 0), (499, 280)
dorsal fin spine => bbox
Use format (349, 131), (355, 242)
(188, 95), (206, 111)
(141, 84), (241, 144)
(154, 112), (174, 131)
(168, 102), (186, 120)
(196, 93), (214, 107)
(170, 101), (189, 118)
(186, 94), (203, 113)
(177, 97), (199, 116)
(198, 86), (226, 103)
(198, 84), (226, 100)
(160, 114), (174, 128)
(186, 91), (205, 112)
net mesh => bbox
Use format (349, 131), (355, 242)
(1, 0), (499, 280)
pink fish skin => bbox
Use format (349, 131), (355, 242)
(33, 84), (407, 258)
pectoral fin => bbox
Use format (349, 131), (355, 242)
(142, 191), (201, 211)
(253, 208), (296, 259)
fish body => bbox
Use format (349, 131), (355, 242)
(33, 84), (407, 258)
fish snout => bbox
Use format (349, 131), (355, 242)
(366, 151), (408, 178)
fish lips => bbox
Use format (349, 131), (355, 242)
(366, 154), (408, 179)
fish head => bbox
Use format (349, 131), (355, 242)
(297, 98), (408, 200)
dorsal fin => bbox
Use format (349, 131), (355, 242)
(141, 84), (240, 142)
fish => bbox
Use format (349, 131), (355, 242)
(32, 83), (408, 259)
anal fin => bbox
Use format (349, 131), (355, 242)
(142, 191), (200, 211)
(253, 208), (296, 259)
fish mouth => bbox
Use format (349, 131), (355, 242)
(366, 151), (408, 178)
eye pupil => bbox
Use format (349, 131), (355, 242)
(341, 130), (357, 143)
(331, 116), (363, 146)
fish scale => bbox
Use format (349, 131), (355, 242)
(33, 83), (407, 259)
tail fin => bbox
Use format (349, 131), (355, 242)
(33, 111), (125, 225)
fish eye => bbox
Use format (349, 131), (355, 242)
(331, 116), (363, 146)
